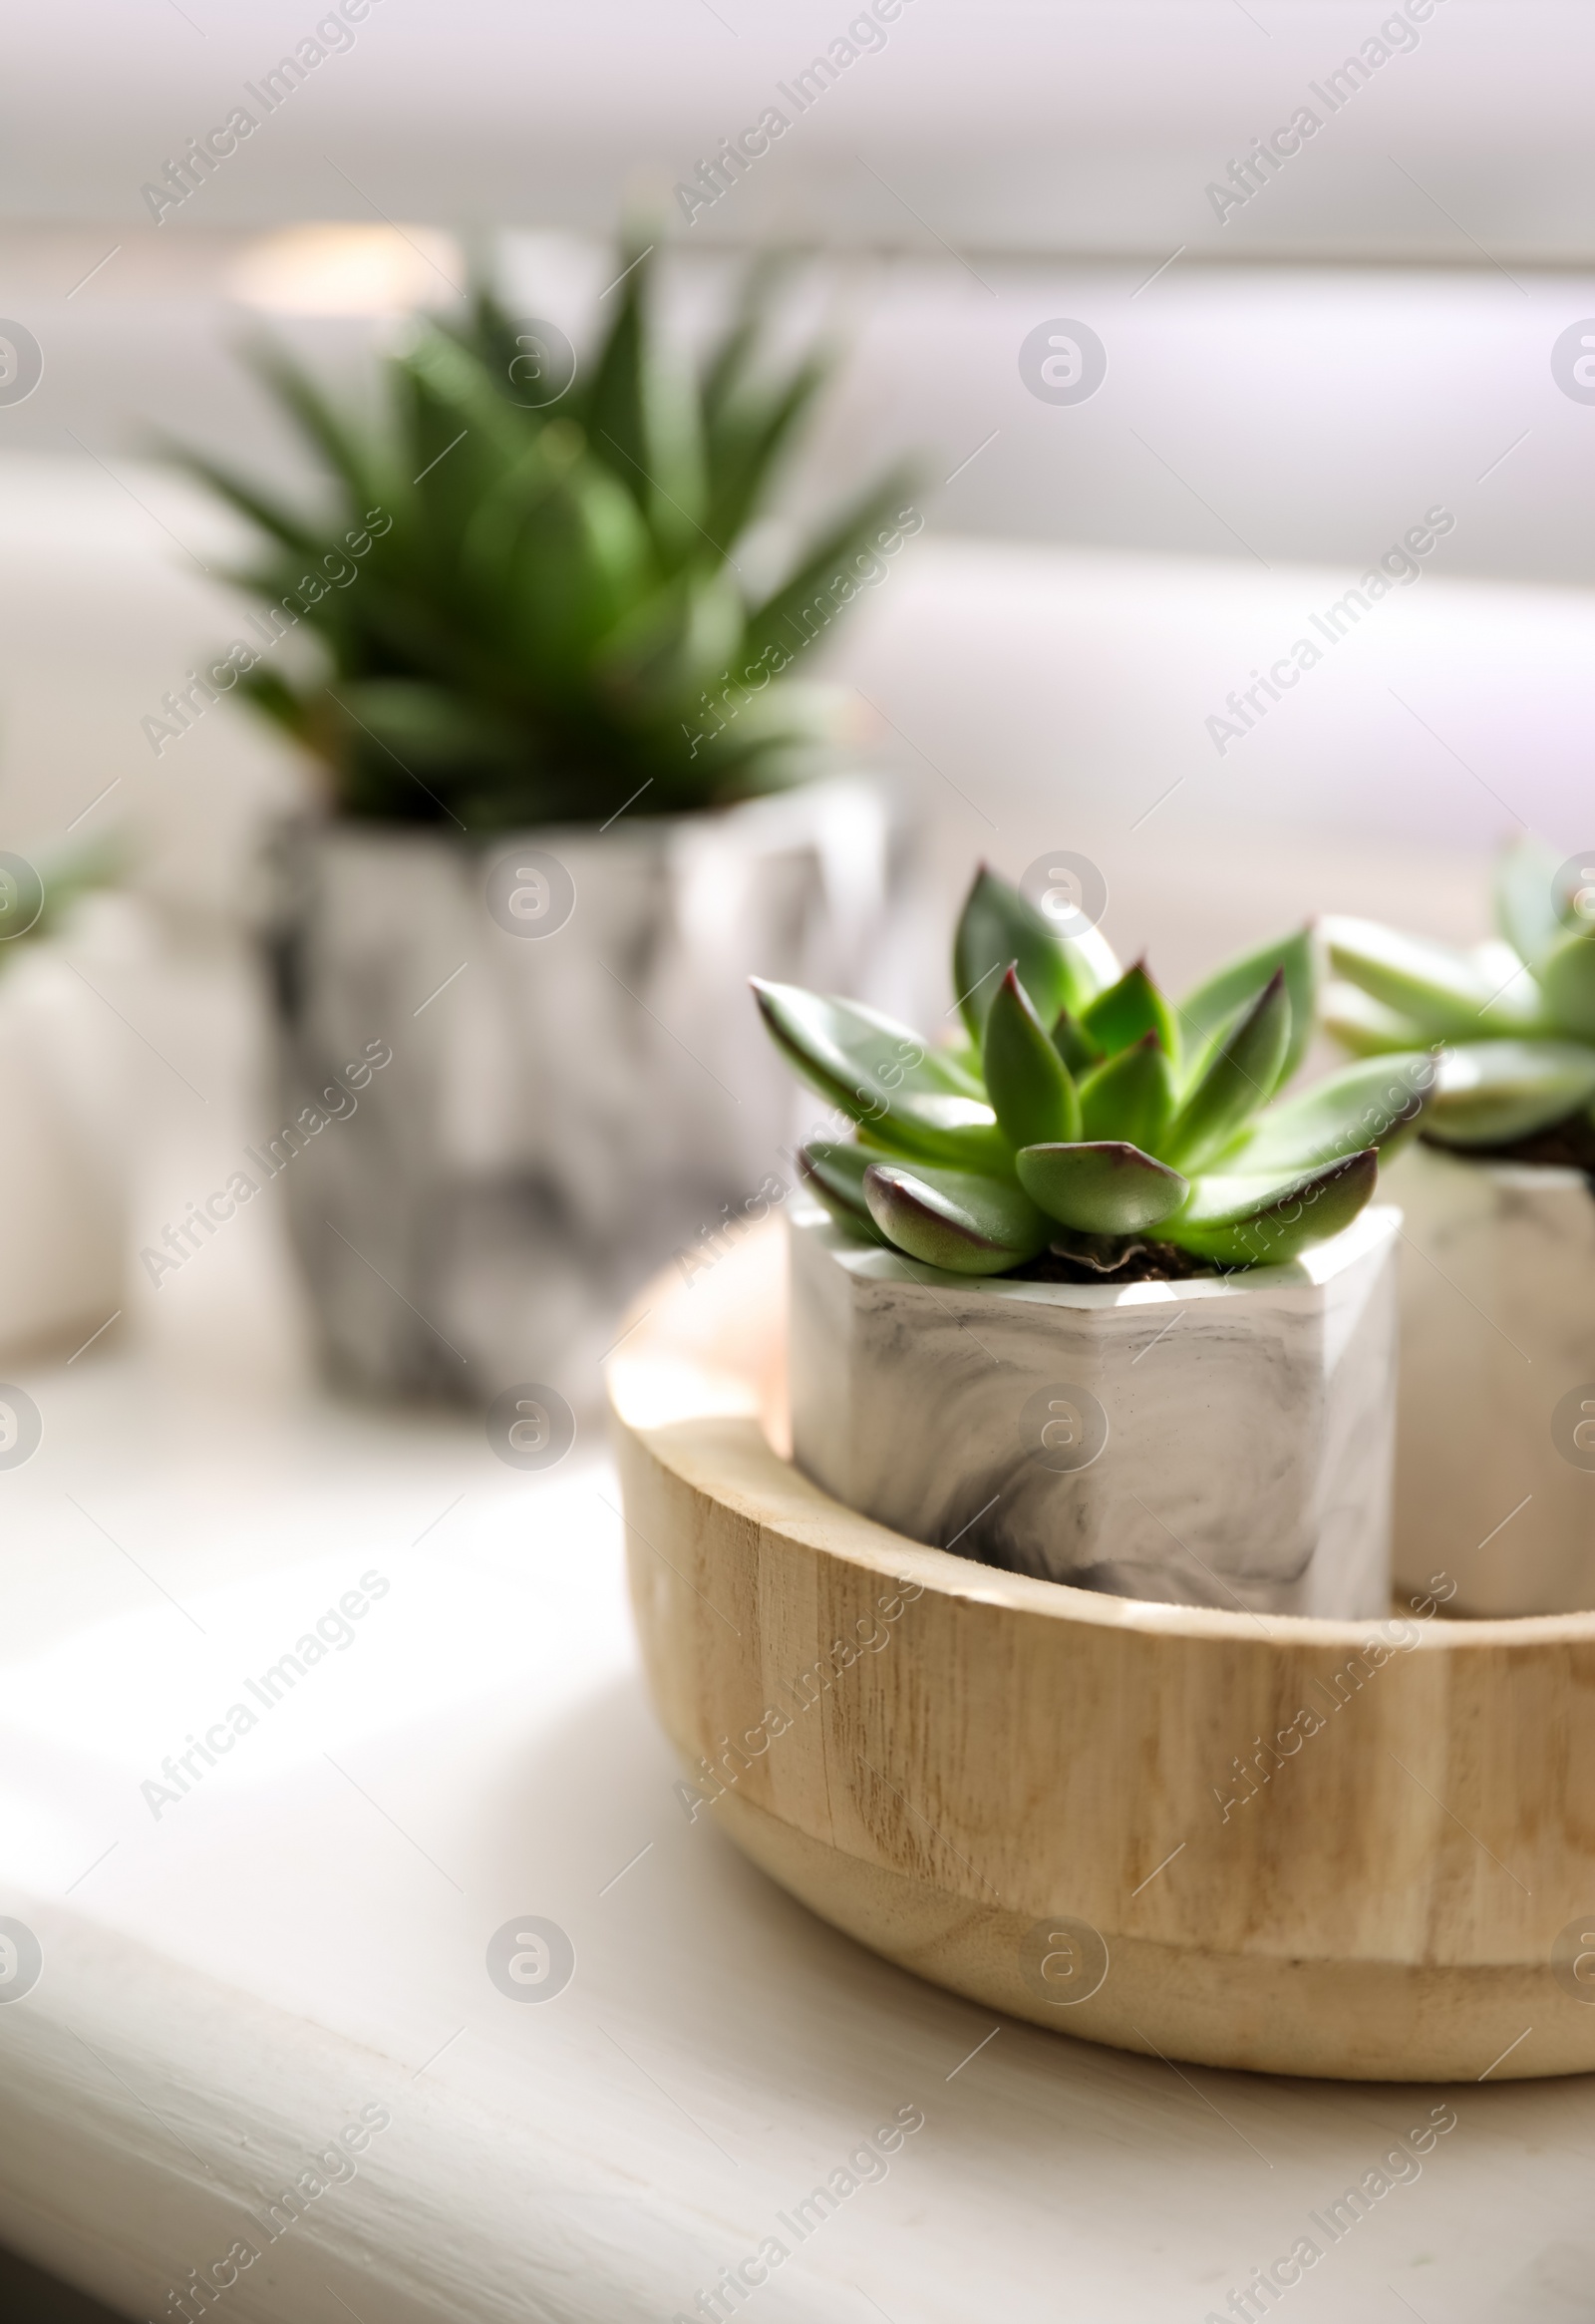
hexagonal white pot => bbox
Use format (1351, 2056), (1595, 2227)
(1384, 1140), (1595, 1615)
(788, 1196), (1401, 1618)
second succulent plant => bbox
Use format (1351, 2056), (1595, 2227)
(756, 866), (1431, 1275)
(1324, 833), (1595, 1152)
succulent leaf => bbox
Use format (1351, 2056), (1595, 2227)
(952, 865), (1115, 1044)
(862, 1161), (1051, 1274)
(1466, 939), (1543, 1034)
(1080, 961), (1179, 1067)
(1322, 978), (1431, 1057)
(798, 1140), (888, 1241)
(1177, 925), (1316, 1094)
(1078, 1033), (1176, 1149)
(751, 979), (1008, 1167)
(318, 678), (521, 770)
(582, 248), (707, 566)
(1424, 1038), (1595, 1148)
(981, 967), (1083, 1150)
(1166, 1150), (1379, 1266)
(173, 248), (903, 828)
(1538, 932), (1595, 1041)
(1061, 919), (1121, 1002)
(1322, 915), (1539, 1039)
(695, 260), (831, 548)
(1493, 830), (1565, 970)
(1050, 1007), (1104, 1077)
(162, 443), (325, 561)
(1160, 970), (1292, 1174)
(1220, 1051), (1436, 1172)
(741, 468), (919, 669)
(1014, 1141), (1188, 1234)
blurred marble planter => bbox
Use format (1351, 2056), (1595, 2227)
(268, 780), (918, 1406)
(1385, 1140), (1595, 1615)
(789, 1198), (1401, 1617)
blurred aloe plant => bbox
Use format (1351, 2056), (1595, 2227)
(1324, 835), (1595, 1150)
(175, 248), (912, 830)
(756, 866), (1430, 1276)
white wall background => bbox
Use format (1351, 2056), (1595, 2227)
(8, 236), (1595, 586)
(6, 0), (1595, 262)
(0, 4), (1591, 1036)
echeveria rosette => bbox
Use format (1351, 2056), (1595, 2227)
(757, 864), (1429, 1278)
(1323, 833), (1595, 1147)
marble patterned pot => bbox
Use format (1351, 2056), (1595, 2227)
(266, 779), (920, 1406)
(1384, 1140), (1595, 1615)
(788, 1197), (1401, 1617)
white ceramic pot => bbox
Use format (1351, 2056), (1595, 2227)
(269, 779), (923, 1404)
(788, 1197), (1401, 1617)
(0, 950), (126, 1358)
(1385, 1140), (1595, 1614)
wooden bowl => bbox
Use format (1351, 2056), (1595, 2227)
(608, 1220), (1595, 2081)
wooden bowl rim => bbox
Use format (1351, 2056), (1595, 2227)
(609, 1229), (1595, 1660)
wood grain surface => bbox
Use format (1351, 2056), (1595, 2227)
(610, 1217), (1595, 2082)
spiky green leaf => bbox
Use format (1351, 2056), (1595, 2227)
(798, 1140), (887, 1241)
(1059, 919), (1120, 1001)
(862, 1161), (1050, 1275)
(1220, 1052), (1436, 1172)
(1160, 971), (1292, 1173)
(1166, 1150), (1378, 1266)
(1423, 1039), (1595, 1148)
(242, 339), (389, 510)
(751, 979), (1006, 1168)
(1323, 915), (1539, 1040)
(1539, 933), (1595, 1041)
(1468, 938), (1542, 1029)
(951, 864), (1117, 1044)
(1080, 961), (1179, 1067)
(1177, 925), (1316, 1094)
(158, 442), (326, 560)
(741, 471), (919, 669)
(1493, 831), (1565, 970)
(581, 248), (707, 569)
(1050, 1007), (1104, 1077)
(1322, 979), (1431, 1058)
(705, 356), (829, 552)
(321, 679), (520, 773)
(1078, 1033), (1176, 1150)
(1014, 1141), (1188, 1234)
(981, 967), (1082, 1150)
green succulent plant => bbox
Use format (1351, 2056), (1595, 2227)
(173, 247), (913, 830)
(755, 866), (1431, 1276)
(0, 836), (119, 960)
(1324, 835), (1595, 1148)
